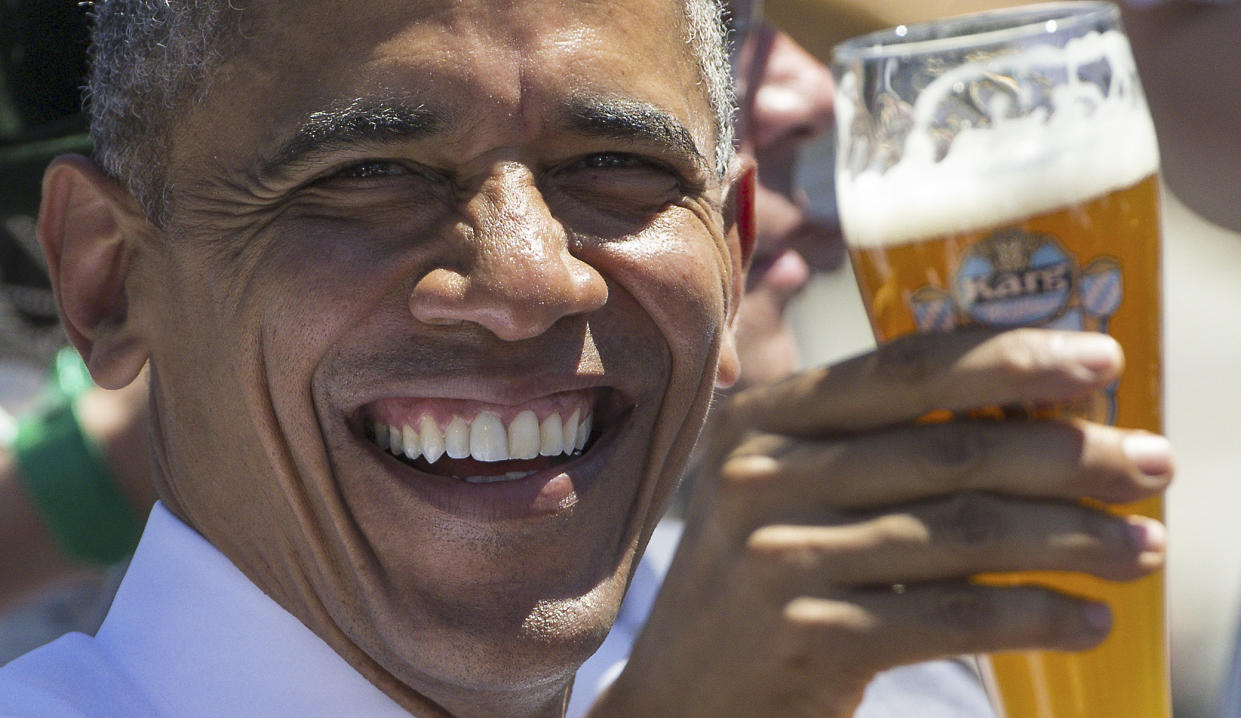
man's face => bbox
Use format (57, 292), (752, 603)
(728, 0), (840, 387)
(131, 0), (743, 712)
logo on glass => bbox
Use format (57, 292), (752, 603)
(909, 227), (1125, 423)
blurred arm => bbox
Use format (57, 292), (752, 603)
(0, 380), (154, 607)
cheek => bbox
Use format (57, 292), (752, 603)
(254, 223), (421, 368)
(583, 220), (731, 368)
(178, 222), (423, 478)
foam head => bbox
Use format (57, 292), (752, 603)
(834, 5), (1159, 248)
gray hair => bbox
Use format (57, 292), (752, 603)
(86, 0), (736, 224)
(682, 0), (736, 177)
(86, 1), (241, 224)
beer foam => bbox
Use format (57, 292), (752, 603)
(837, 29), (1159, 248)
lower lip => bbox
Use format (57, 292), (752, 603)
(363, 418), (624, 521)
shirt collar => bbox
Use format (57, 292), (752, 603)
(94, 502), (409, 717)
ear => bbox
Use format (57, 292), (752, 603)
(715, 154), (757, 390)
(37, 154), (151, 390)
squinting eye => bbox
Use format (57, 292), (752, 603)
(578, 152), (648, 170)
(334, 160), (412, 179)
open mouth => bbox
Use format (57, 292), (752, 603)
(358, 388), (617, 484)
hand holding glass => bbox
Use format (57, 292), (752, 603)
(833, 4), (1167, 717)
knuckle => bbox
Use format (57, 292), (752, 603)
(1050, 419), (1089, 472)
(773, 600), (878, 706)
(931, 492), (1005, 553)
(1091, 468), (1142, 504)
(870, 333), (941, 389)
(926, 584), (994, 648)
(744, 527), (846, 583)
(868, 513), (925, 545)
(746, 527), (808, 565)
(1045, 421), (1141, 505)
(1090, 513), (1149, 575)
(913, 422), (991, 488)
(1080, 507), (1124, 550)
(1077, 425), (1152, 503)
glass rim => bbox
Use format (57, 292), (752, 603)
(832, 1), (1120, 63)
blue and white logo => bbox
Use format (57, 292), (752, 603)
(908, 228), (1125, 424)
(954, 229), (1074, 327)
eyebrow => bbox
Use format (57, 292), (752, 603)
(258, 99), (443, 178)
(255, 95), (711, 180)
(563, 96), (711, 177)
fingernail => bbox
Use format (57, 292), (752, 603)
(1123, 433), (1174, 478)
(1065, 332), (1122, 375)
(1082, 602), (1112, 634)
(1128, 517), (1167, 552)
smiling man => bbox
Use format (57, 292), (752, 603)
(2, 0), (745, 715)
(0, 0), (1175, 716)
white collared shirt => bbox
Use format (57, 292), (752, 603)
(0, 503), (409, 717)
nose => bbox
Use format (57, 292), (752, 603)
(747, 30), (835, 170)
(410, 164), (608, 341)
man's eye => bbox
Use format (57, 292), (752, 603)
(577, 152), (650, 170)
(552, 151), (683, 226)
(333, 161), (413, 180)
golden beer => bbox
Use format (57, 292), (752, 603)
(849, 175), (1166, 718)
(833, 4), (1168, 717)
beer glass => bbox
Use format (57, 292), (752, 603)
(832, 4), (1166, 717)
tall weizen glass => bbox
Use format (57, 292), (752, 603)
(832, 4), (1167, 718)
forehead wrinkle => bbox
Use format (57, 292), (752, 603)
(561, 95), (711, 178)
(257, 98), (447, 179)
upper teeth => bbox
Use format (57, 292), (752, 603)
(373, 410), (592, 464)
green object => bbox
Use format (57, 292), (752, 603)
(51, 344), (95, 398)
(13, 349), (142, 565)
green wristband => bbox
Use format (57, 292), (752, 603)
(13, 356), (142, 565)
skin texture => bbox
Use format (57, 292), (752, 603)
(38, 1), (750, 715)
